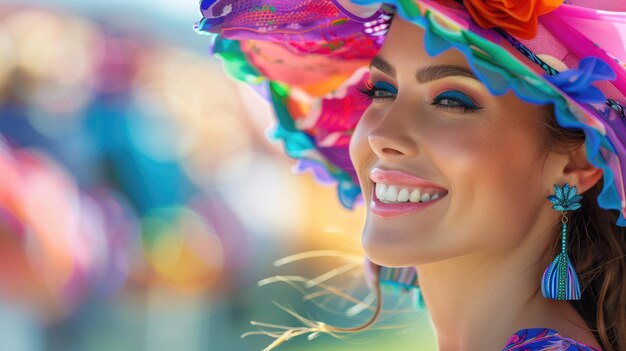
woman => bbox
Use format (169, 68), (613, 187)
(196, 0), (626, 350)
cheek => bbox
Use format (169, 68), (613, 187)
(431, 111), (543, 192)
(435, 119), (547, 250)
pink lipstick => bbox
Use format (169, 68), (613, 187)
(369, 168), (447, 218)
(370, 169), (446, 188)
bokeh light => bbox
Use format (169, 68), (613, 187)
(0, 2), (437, 350)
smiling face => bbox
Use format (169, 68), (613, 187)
(349, 16), (563, 267)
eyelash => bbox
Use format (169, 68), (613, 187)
(356, 80), (483, 113)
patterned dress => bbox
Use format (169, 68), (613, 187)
(503, 328), (602, 351)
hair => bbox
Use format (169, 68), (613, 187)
(542, 107), (626, 351)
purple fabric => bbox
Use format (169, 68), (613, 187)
(503, 328), (601, 351)
(293, 159), (337, 185)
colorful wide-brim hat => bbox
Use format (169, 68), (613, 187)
(195, 0), (626, 231)
(195, 0), (626, 319)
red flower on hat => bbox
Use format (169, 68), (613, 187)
(463, 0), (563, 40)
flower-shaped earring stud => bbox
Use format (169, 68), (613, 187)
(542, 183), (582, 300)
(548, 183), (582, 211)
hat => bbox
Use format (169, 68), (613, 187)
(195, 0), (626, 229)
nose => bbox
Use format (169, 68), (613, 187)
(367, 115), (419, 160)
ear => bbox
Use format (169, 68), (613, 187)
(561, 143), (603, 193)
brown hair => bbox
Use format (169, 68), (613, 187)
(543, 107), (626, 350)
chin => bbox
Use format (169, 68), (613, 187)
(361, 225), (423, 267)
(361, 216), (457, 267)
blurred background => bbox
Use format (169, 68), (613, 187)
(0, 0), (436, 350)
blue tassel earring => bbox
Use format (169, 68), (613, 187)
(541, 184), (582, 300)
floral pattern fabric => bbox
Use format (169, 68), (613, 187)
(504, 328), (601, 351)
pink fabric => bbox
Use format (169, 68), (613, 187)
(542, 5), (626, 95)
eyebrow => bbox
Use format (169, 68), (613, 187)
(369, 55), (480, 83)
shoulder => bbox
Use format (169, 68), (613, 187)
(502, 328), (602, 351)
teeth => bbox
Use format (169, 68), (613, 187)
(409, 189), (420, 202)
(376, 183), (387, 200)
(375, 183), (445, 203)
(397, 188), (409, 202)
(385, 185), (398, 202)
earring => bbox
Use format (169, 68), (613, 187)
(541, 183), (582, 300)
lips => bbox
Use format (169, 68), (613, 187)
(369, 168), (447, 218)
(369, 168), (447, 189)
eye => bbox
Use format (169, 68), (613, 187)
(431, 90), (483, 113)
(357, 80), (397, 101)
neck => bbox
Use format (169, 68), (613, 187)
(416, 225), (580, 351)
